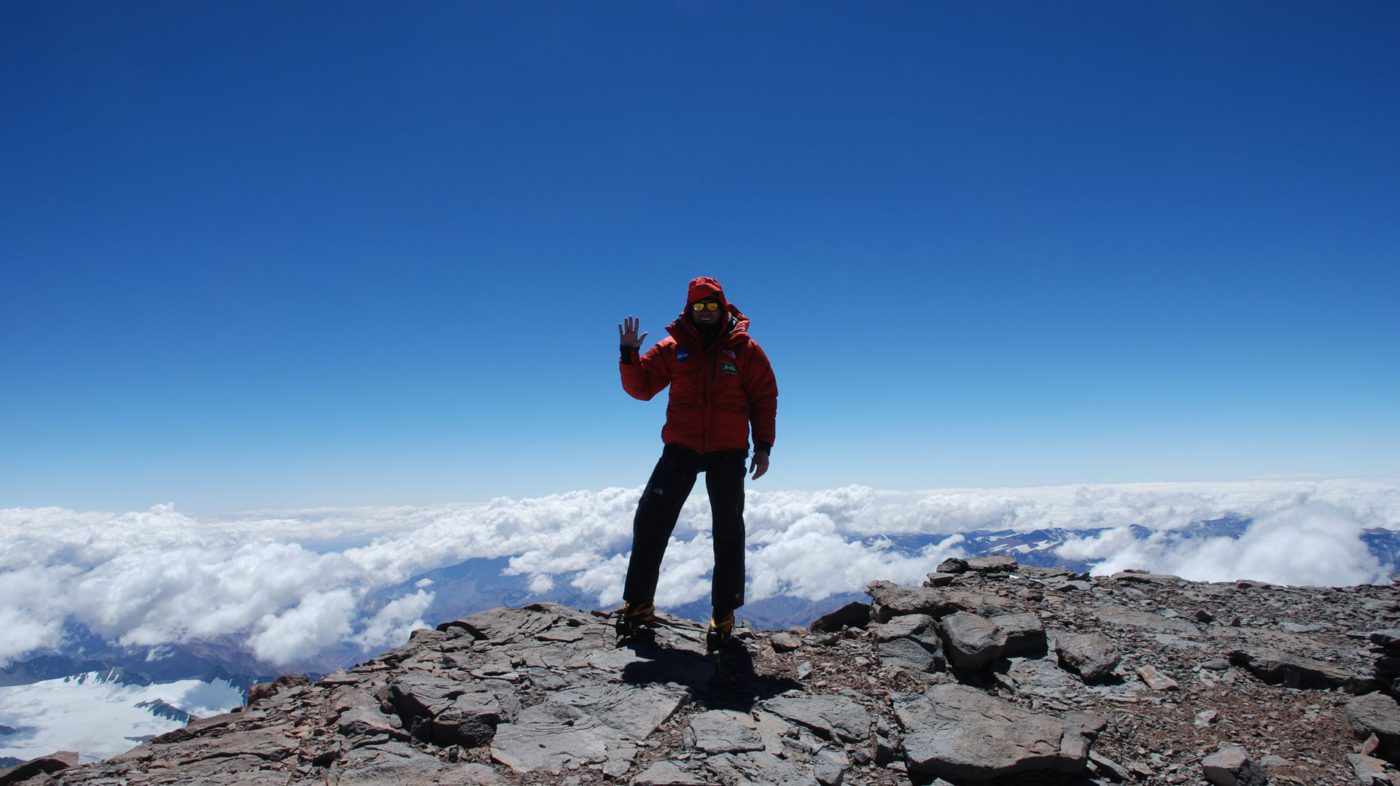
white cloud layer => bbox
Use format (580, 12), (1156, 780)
(1, 478), (1395, 667)
(1056, 501), (1384, 586)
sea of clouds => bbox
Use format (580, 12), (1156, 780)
(1, 479), (1395, 669)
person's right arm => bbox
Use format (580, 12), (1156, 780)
(618, 316), (670, 400)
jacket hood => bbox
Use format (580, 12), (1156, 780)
(670, 276), (750, 345)
(685, 276), (729, 313)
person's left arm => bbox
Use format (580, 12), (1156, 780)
(743, 342), (778, 479)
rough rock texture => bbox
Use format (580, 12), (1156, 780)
(1201, 745), (1268, 786)
(0, 751), (78, 785)
(894, 683), (1089, 780)
(939, 611), (1047, 675)
(1053, 630), (1122, 683)
(26, 562), (1397, 786)
(1349, 692), (1400, 762)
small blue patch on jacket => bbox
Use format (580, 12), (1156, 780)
(676, 349), (691, 362)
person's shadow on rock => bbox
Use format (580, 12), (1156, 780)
(619, 635), (800, 712)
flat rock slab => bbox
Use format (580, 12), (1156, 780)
(1003, 657), (1089, 699)
(964, 555), (1019, 573)
(631, 760), (713, 786)
(490, 701), (615, 772)
(335, 742), (504, 785)
(867, 581), (1009, 622)
(1093, 605), (1201, 636)
(1230, 648), (1358, 690)
(706, 750), (824, 786)
(763, 693), (874, 744)
(437, 603), (584, 644)
(1111, 571), (1182, 584)
(873, 614), (937, 642)
(490, 682), (682, 773)
(894, 684), (1089, 781)
(686, 709), (764, 753)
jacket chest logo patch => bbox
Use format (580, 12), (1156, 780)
(676, 349), (691, 362)
(721, 361), (739, 375)
(723, 349), (737, 358)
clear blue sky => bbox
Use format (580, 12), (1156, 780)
(3, 1), (1397, 512)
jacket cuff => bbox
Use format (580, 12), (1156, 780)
(620, 345), (639, 364)
(755, 441), (772, 455)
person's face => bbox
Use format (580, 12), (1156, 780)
(690, 298), (722, 325)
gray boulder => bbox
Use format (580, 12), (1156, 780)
(1348, 692), (1400, 763)
(940, 611), (1047, 673)
(877, 636), (945, 673)
(811, 601), (870, 632)
(939, 612), (1003, 672)
(1201, 745), (1268, 786)
(937, 557), (969, 573)
(1053, 630), (1121, 682)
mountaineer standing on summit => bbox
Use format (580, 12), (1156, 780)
(615, 276), (779, 651)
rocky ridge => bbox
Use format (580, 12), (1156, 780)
(6, 558), (1400, 786)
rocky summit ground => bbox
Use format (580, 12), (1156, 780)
(7, 558), (1400, 786)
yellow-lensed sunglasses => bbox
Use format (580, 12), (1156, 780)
(690, 301), (720, 312)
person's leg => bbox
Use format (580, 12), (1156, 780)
(622, 445), (699, 606)
(705, 450), (748, 615)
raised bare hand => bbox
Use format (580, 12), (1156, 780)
(618, 316), (648, 348)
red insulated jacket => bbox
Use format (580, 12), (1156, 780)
(620, 278), (778, 454)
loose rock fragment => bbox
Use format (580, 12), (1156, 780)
(1136, 664), (1179, 691)
(1201, 745), (1268, 786)
(1054, 630), (1121, 682)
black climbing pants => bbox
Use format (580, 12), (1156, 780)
(623, 443), (747, 613)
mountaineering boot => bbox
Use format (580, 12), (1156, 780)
(706, 608), (735, 652)
(615, 601), (657, 639)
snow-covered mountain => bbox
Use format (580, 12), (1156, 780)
(0, 669), (244, 763)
